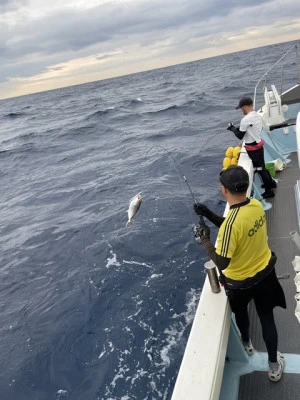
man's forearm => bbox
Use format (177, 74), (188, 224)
(201, 236), (230, 270)
(231, 126), (245, 140)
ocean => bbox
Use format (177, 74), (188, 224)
(0, 39), (298, 400)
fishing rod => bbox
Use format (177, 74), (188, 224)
(145, 128), (222, 208)
(172, 159), (205, 225)
(146, 145), (198, 202)
(167, 152), (198, 205)
(146, 145), (206, 225)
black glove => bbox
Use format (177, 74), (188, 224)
(227, 122), (235, 131)
(194, 203), (211, 217)
(193, 223), (210, 244)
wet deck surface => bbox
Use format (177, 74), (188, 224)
(238, 152), (300, 399)
(239, 371), (300, 399)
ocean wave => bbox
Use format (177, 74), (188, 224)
(60, 123), (96, 138)
(84, 107), (116, 120)
(2, 112), (27, 119)
(125, 97), (143, 105)
(0, 141), (38, 156)
(152, 81), (174, 89)
(219, 84), (246, 93)
(144, 104), (180, 115)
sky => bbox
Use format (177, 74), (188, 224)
(0, 0), (299, 100)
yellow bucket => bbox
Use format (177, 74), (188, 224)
(265, 162), (276, 178)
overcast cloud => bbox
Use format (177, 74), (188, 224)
(0, 0), (299, 99)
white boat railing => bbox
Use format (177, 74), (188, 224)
(171, 278), (230, 400)
(254, 44), (300, 110)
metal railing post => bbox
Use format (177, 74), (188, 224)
(253, 44), (298, 110)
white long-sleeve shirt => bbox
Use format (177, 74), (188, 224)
(240, 111), (262, 144)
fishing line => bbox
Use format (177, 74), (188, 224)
(146, 145), (197, 202)
(200, 129), (223, 151)
(146, 145), (198, 224)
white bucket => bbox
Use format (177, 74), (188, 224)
(270, 158), (284, 171)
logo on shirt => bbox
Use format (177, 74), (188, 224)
(248, 215), (266, 236)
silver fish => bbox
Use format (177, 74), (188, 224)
(126, 192), (142, 226)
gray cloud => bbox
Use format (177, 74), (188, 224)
(0, 0), (276, 59)
(0, 0), (28, 11)
(0, 0), (299, 98)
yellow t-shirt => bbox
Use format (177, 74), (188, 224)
(216, 198), (271, 281)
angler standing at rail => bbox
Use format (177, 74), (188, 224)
(227, 97), (276, 199)
(193, 166), (286, 382)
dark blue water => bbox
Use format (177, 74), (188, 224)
(0, 40), (298, 400)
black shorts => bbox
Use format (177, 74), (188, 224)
(246, 147), (265, 168)
(227, 269), (286, 314)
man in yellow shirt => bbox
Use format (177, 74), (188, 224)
(193, 165), (286, 382)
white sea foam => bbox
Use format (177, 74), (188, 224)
(98, 349), (106, 359)
(98, 341), (115, 359)
(102, 286), (199, 399)
(122, 259), (152, 269)
(56, 390), (69, 399)
(145, 273), (163, 285)
(156, 287), (201, 369)
(106, 248), (121, 268)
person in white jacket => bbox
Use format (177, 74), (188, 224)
(227, 97), (276, 199)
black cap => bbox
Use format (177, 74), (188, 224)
(235, 97), (253, 110)
(219, 166), (249, 192)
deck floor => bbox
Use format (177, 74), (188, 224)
(238, 152), (300, 399)
(239, 371), (300, 399)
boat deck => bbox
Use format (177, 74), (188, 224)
(238, 151), (300, 399)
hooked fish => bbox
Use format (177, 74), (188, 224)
(126, 192), (142, 226)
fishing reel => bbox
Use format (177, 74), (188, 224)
(193, 221), (210, 244)
(193, 224), (202, 238)
(227, 122), (235, 131)
(193, 224), (202, 244)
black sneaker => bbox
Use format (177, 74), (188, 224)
(262, 190), (275, 199)
(261, 181), (277, 189)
